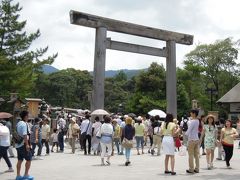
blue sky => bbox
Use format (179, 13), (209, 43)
(17, 0), (240, 71)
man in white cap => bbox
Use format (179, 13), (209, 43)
(67, 117), (80, 153)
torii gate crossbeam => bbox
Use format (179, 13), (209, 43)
(70, 10), (193, 117)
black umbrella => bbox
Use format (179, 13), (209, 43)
(128, 113), (136, 118)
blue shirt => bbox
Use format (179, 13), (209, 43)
(15, 121), (28, 148)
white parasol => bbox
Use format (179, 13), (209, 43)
(148, 109), (166, 118)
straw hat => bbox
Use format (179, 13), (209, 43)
(71, 117), (76, 123)
(173, 118), (178, 124)
(206, 114), (215, 121)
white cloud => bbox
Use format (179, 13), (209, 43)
(15, 0), (240, 71)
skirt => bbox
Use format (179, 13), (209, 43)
(162, 136), (175, 155)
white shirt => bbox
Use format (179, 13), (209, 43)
(100, 123), (113, 135)
(42, 124), (50, 139)
(0, 125), (10, 146)
(51, 133), (58, 143)
(92, 122), (102, 135)
(81, 119), (92, 135)
(57, 118), (66, 130)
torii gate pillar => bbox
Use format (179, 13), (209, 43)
(92, 27), (107, 110)
(166, 41), (177, 117)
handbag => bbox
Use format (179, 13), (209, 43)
(81, 121), (90, 139)
(122, 138), (133, 148)
(179, 146), (187, 156)
(96, 128), (101, 139)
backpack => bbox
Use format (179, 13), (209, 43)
(12, 121), (29, 144)
(182, 119), (188, 132)
(12, 129), (24, 144)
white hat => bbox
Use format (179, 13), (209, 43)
(71, 117), (76, 123)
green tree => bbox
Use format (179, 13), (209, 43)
(104, 71), (129, 113)
(184, 38), (239, 111)
(0, 0), (57, 97)
(126, 62), (166, 115)
(34, 69), (92, 109)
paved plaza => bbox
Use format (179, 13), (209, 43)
(1, 142), (240, 180)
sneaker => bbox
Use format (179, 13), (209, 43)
(45, 153), (50, 156)
(164, 170), (171, 174)
(194, 170), (199, 173)
(202, 152), (206, 155)
(125, 161), (130, 166)
(171, 172), (176, 175)
(227, 166), (232, 169)
(16, 176), (22, 180)
(186, 170), (194, 174)
(51, 150), (54, 153)
(22, 175), (34, 180)
(207, 164), (211, 170)
(5, 168), (14, 172)
(106, 161), (111, 166)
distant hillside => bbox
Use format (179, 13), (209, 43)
(42, 65), (59, 74)
(105, 69), (144, 78)
(42, 65), (144, 78)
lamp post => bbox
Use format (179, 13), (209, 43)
(205, 87), (218, 111)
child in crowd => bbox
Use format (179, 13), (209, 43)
(51, 129), (59, 152)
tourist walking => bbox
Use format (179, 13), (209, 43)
(81, 114), (92, 155)
(185, 109), (200, 174)
(41, 118), (50, 155)
(180, 114), (189, 146)
(30, 117), (42, 157)
(122, 117), (135, 166)
(220, 119), (239, 169)
(51, 129), (59, 152)
(200, 115), (217, 169)
(57, 115), (66, 152)
(0, 120), (14, 173)
(15, 111), (33, 180)
(161, 114), (178, 175)
(199, 115), (206, 155)
(119, 116), (126, 155)
(98, 116), (114, 165)
(216, 118), (225, 160)
(236, 118), (240, 149)
(67, 117), (80, 154)
(173, 119), (181, 151)
(150, 116), (162, 156)
(92, 116), (102, 155)
(147, 117), (154, 153)
(134, 116), (145, 155)
(112, 119), (121, 155)
(5, 118), (15, 158)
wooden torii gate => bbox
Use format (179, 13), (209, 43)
(70, 10), (193, 117)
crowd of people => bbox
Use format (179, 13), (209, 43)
(0, 109), (240, 179)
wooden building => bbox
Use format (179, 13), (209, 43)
(217, 82), (240, 123)
(25, 98), (42, 118)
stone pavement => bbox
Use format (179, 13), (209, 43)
(1, 142), (240, 180)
